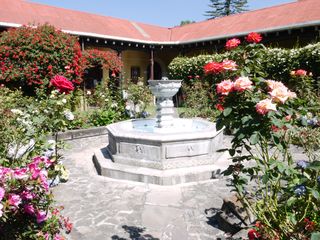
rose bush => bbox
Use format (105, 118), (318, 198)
(208, 34), (320, 239)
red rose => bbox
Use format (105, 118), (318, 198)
(204, 62), (224, 75)
(50, 75), (74, 94)
(246, 32), (262, 43)
(248, 229), (261, 240)
(215, 104), (224, 111)
(225, 38), (241, 50)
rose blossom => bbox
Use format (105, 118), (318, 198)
(8, 194), (22, 208)
(204, 62), (224, 74)
(216, 80), (234, 95)
(225, 38), (241, 50)
(291, 69), (307, 76)
(269, 87), (296, 104)
(246, 32), (262, 43)
(234, 77), (253, 92)
(37, 210), (48, 223)
(222, 59), (237, 71)
(50, 75), (74, 94)
(215, 104), (224, 111)
(256, 99), (277, 115)
(265, 80), (285, 91)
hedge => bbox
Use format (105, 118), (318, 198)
(168, 42), (320, 85)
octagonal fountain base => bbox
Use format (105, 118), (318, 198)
(93, 118), (228, 185)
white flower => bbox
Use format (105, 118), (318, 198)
(61, 99), (67, 104)
(64, 110), (74, 121)
(11, 109), (23, 115)
(86, 90), (91, 95)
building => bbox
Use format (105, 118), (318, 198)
(0, 0), (320, 85)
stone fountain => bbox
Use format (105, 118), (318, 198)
(93, 78), (225, 185)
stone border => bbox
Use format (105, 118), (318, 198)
(54, 126), (108, 141)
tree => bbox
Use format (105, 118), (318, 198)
(204, 0), (248, 19)
(179, 20), (195, 26)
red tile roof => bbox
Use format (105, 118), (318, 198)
(0, 0), (319, 44)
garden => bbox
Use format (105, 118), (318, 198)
(0, 23), (319, 240)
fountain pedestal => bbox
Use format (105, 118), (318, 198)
(148, 79), (181, 129)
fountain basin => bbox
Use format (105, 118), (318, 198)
(106, 118), (223, 170)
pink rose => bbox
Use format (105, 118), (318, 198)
(50, 75), (74, 94)
(222, 59), (237, 71)
(246, 32), (262, 43)
(234, 77), (253, 92)
(0, 187), (5, 201)
(204, 62), (224, 74)
(256, 99), (277, 115)
(269, 87), (296, 104)
(291, 69), (307, 76)
(8, 194), (22, 208)
(216, 80), (234, 95)
(36, 210), (48, 223)
(225, 38), (241, 50)
(265, 80), (285, 91)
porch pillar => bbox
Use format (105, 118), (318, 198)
(150, 49), (154, 80)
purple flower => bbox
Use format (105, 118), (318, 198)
(36, 210), (47, 223)
(24, 204), (35, 215)
(0, 204), (3, 217)
(294, 184), (306, 197)
(8, 194), (22, 208)
(296, 160), (309, 169)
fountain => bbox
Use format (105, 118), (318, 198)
(93, 78), (225, 185)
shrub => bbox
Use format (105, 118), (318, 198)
(210, 34), (320, 239)
(0, 24), (83, 94)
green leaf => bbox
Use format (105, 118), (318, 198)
(229, 149), (236, 156)
(223, 107), (232, 117)
(287, 196), (296, 207)
(249, 133), (259, 145)
(307, 161), (320, 170)
(311, 189), (320, 200)
(311, 232), (320, 240)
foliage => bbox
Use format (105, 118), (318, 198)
(168, 41), (320, 93)
(209, 34), (320, 239)
(179, 20), (195, 26)
(0, 157), (72, 239)
(125, 81), (153, 118)
(204, 0), (248, 19)
(180, 79), (219, 120)
(82, 49), (123, 74)
(0, 85), (74, 239)
(0, 24), (83, 94)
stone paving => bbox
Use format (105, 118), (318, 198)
(54, 135), (234, 240)
(53, 134), (310, 240)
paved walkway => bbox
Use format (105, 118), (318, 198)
(54, 136), (234, 240)
(53, 135), (309, 240)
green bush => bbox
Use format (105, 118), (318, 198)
(168, 42), (320, 88)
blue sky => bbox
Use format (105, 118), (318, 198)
(28, 0), (296, 27)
